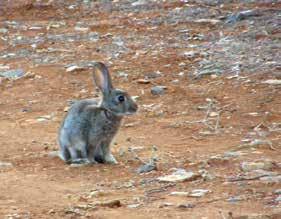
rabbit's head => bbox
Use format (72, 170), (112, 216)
(93, 62), (138, 116)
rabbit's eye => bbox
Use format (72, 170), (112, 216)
(118, 95), (125, 102)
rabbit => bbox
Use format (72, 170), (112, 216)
(58, 62), (138, 164)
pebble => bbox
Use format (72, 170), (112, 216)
(183, 51), (197, 58)
(262, 79), (281, 85)
(275, 195), (281, 202)
(188, 189), (209, 197)
(0, 28), (8, 34)
(137, 79), (151, 84)
(0, 69), (25, 79)
(171, 79), (179, 84)
(274, 189), (281, 195)
(158, 169), (198, 183)
(88, 190), (110, 198)
(170, 191), (189, 197)
(241, 161), (274, 172)
(127, 204), (141, 208)
(159, 203), (174, 208)
(177, 203), (195, 209)
(48, 151), (60, 158)
(0, 162), (13, 168)
(137, 162), (157, 174)
(259, 175), (281, 183)
(227, 195), (245, 203)
(66, 65), (84, 72)
(151, 86), (167, 95)
(96, 199), (121, 208)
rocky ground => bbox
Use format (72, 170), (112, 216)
(0, 0), (281, 218)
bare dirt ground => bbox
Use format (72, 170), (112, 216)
(0, 0), (281, 218)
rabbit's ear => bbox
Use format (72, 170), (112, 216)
(92, 62), (113, 94)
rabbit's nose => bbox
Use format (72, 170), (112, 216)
(130, 102), (138, 113)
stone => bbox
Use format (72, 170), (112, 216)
(194, 19), (221, 25)
(127, 204), (141, 208)
(170, 191), (189, 197)
(151, 86), (167, 95)
(0, 162), (13, 168)
(48, 151), (60, 158)
(259, 175), (281, 183)
(157, 169), (198, 183)
(276, 195), (281, 202)
(66, 65), (85, 72)
(88, 190), (110, 198)
(274, 189), (281, 195)
(262, 79), (281, 85)
(241, 161), (274, 172)
(183, 51), (197, 58)
(227, 195), (245, 203)
(137, 162), (157, 174)
(132, 0), (148, 6)
(96, 200), (121, 208)
(225, 9), (260, 24)
(177, 203), (195, 209)
(137, 79), (151, 84)
(0, 69), (25, 79)
(159, 203), (174, 208)
(188, 189), (209, 197)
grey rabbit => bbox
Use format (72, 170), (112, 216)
(58, 62), (138, 164)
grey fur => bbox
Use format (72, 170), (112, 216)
(58, 62), (138, 164)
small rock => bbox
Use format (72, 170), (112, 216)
(74, 26), (89, 32)
(259, 175), (281, 183)
(0, 162), (13, 168)
(66, 65), (85, 72)
(151, 86), (167, 95)
(183, 51), (197, 58)
(159, 203), (173, 208)
(158, 169), (198, 183)
(97, 200), (121, 208)
(132, 0), (148, 6)
(241, 161), (274, 172)
(177, 203), (195, 209)
(194, 19), (221, 25)
(226, 9), (260, 24)
(117, 72), (128, 79)
(127, 204), (141, 208)
(0, 69), (25, 79)
(137, 79), (151, 84)
(48, 151), (60, 158)
(227, 195), (245, 203)
(224, 151), (245, 158)
(262, 79), (281, 85)
(209, 112), (219, 117)
(274, 189), (281, 195)
(171, 79), (179, 84)
(37, 115), (52, 122)
(170, 191), (189, 197)
(199, 169), (215, 181)
(275, 195), (281, 202)
(137, 162), (157, 174)
(188, 189), (209, 197)
(88, 190), (110, 198)
(0, 28), (8, 34)
(145, 71), (162, 79)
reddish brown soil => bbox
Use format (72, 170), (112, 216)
(0, 1), (280, 218)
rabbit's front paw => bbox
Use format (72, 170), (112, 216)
(104, 154), (118, 164)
